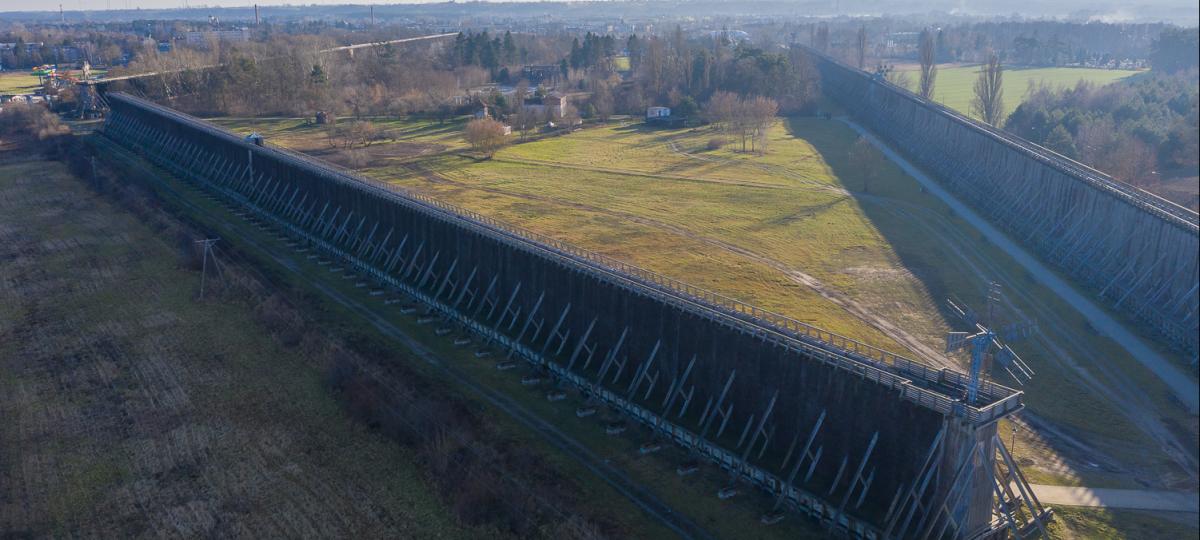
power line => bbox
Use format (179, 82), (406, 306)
(194, 237), (222, 299)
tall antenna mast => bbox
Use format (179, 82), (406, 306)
(945, 281), (1036, 404)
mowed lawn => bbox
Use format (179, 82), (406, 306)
(894, 64), (1141, 121)
(378, 119), (947, 355)
(0, 72), (43, 94)
(0, 70), (101, 94)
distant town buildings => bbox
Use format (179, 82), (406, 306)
(0, 42), (45, 54)
(524, 92), (569, 119)
(184, 29), (251, 46)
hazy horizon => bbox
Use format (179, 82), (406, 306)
(0, 0), (1196, 25)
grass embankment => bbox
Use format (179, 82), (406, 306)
(221, 114), (1196, 507)
(893, 64), (1141, 121)
(0, 158), (464, 537)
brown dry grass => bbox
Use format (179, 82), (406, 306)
(0, 158), (467, 538)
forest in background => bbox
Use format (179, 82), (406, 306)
(1003, 28), (1198, 208)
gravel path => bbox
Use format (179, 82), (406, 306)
(1030, 484), (1199, 512)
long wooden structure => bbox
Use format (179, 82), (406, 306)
(805, 47), (1200, 359)
(102, 92), (1050, 538)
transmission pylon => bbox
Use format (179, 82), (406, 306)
(195, 237), (223, 299)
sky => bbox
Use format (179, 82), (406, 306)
(0, 0), (435, 11)
(2, 0), (478, 10)
(0, 0), (1196, 24)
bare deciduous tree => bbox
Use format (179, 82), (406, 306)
(514, 105), (543, 140)
(748, 96), (779, 154)
(713, 93), (778, 154)
(885, 68), (913, 91)
(465, 117), (509, 156)
(848, 137), (885, 193)
(918, 28), (937, 99)
(815, 23), (830, 53)
(704, 90), (740, 131)
(856, 26), (867, 69)
(970, 53), (1005, 126)
(589, 77), (615, 123)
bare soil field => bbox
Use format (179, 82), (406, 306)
(0, 157), (468, 538)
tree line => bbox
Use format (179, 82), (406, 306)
(1005, 71), (1198, 196)
(619, 28), (820, 116)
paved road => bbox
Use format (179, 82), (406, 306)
(843, 119), (1200, 414)
(1030, 484), (1199, 512)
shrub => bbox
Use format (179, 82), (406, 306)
(0, 103), (69, 141)
(706, 137), (728, 151)
(464, 117), (510, 156)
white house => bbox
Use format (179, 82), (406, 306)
(646, 106), (671, 119)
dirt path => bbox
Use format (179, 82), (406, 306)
(492, 154), (802, 191)
(1029, 485), (1199, 512)
(404, 164), (953, 369)
(843, 118), (1199, 415)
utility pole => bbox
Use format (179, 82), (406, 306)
(195, 238), (222, 300)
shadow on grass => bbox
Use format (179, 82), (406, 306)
(783, 115), (966, 343)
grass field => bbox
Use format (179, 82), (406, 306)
(893, 64), (1141, 122)
(218, 113), (1199, 528)
(0, 70), (104, 95)
(0, 72), (43, 94)
(211, 116), (469, 169)
(0, 158), (472, 537)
